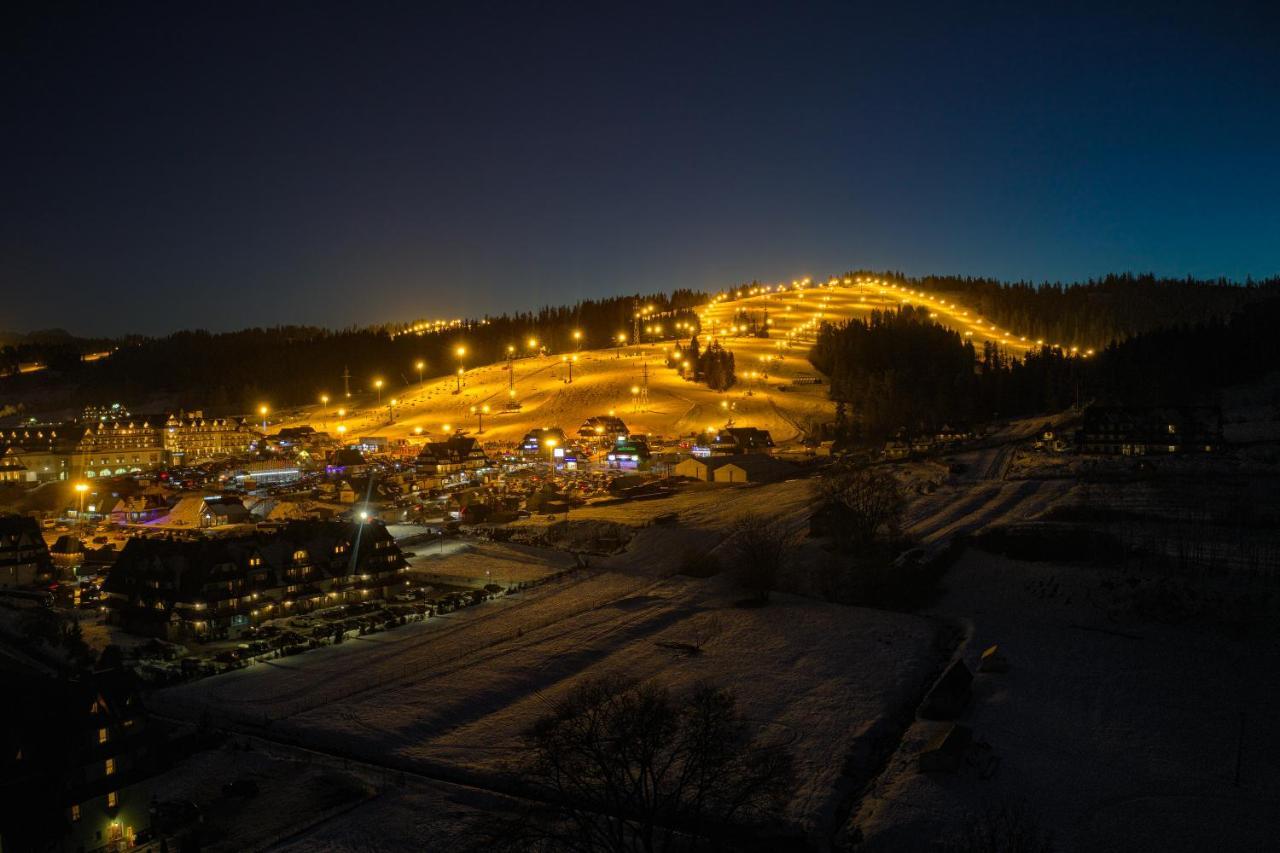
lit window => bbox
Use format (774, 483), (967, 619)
(71, 804), (81, 821)
(105, 758), (115, 775)
(98, 728), (108, 744)
(107, 791), (118, 808)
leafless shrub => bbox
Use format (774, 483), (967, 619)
(491, 676), (793, 852)
(728, 514), (798, 603)
(816, 464), (906, 550)
(942, 800), (1054, 853)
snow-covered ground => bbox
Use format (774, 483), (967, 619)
(405, 538), (577, 585)
(848, 549), (1280, 852)
(143, 742), (373, 853)
(150, 517), (945, 838)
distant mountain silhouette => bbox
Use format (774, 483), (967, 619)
(0, 328), (80, 346)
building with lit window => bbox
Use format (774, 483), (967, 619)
(520, 427), (567, 458)
(103, 520), (409, 639)
(162, 410), (252, 462)
(72, 418), (166, 478)
(578, 415), (629, 440)
(0, 412), (250, 482)
(415, 435), (491, 481)
(1078, 405), (1224, 455)
(0, 425), (77, 481)
(0, 513), (54, 588)
(0, 670), (159, 853)
(711, 427), (775, 455)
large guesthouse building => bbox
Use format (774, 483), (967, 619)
(103, 520), (409, 639)
(0, 411), (251, 482)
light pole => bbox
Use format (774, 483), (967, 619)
(455, 346), (466, 392)
(74, 482), (88, 533)
(470, 404), (489, 433)
(374, 378), (384, 404)
(259, 404), (269, 432)
(561, 354), (577, 383)
(572, 329), (582, 350)
(527, 337), (539, 356)
(389, 398), (398, 423)
(544, 437), (558, 466)
(416, 360), (425, 385)
(616, 332), (627, 358)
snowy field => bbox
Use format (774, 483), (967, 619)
(849, 549), (1280, 852)
(151, 519), (945, 838)
(404, 538), (578, 585)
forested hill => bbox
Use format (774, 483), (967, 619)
(1, 291), (703, 413)
(841, 272), (1279, 350)
(811, 295), (1280, 444)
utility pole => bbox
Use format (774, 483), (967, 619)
(640, 361), (650, 406)
(342, 365), (351, 398)
(633, 299), (641, 349)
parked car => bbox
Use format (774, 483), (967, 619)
(151, 799), (202, 832)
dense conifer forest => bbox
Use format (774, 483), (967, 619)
(838, 271), (1280, 350)
(811, 296), (1280, 444)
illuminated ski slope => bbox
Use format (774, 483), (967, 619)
(696, 275), (1087, 354)
(278, 336), (834, 446)
(277, 276), (1084, 447)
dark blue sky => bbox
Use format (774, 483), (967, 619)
(4, 2), (1279, 336)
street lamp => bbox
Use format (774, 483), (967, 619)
(456, 367), (464, 393)
(258, 404), (269, 431)
(470, 403), (490, 433)
(527, 337), (539, 354)
(572, 329), (582, 349)
(374, 378), (384, 403)
(544, 436), (558, 464)
(415, 360), (425, 384)
(616, 332), (627, 358)
(74, 482), (88, 532)
(389, 398), (398, 422)
(455, 346), (466, 392)
(561, 354), (577, 383)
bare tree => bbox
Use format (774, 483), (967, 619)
(816, 464), (906, 550)
(494, 676), (793, 852)
(728, 514), (796, 603)
(688, 614), (723, 652)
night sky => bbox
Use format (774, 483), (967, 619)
(4, 2), (1279, 337)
